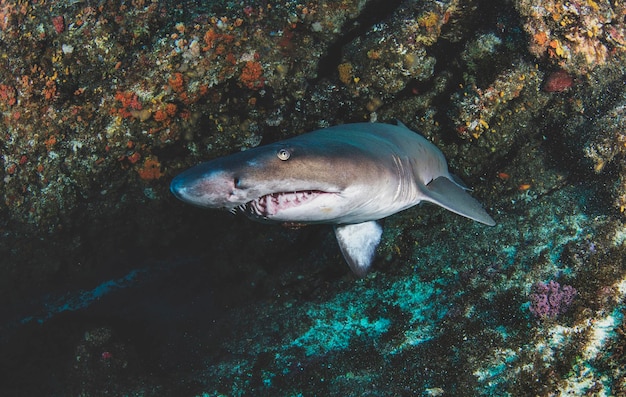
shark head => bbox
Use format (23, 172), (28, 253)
(170, 135), (393, 224)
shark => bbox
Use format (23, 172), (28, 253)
(170, 122), (495, 276)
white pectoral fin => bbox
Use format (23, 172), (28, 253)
(333, 221), (383, 277)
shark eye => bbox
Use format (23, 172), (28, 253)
(276, 148), (291, 161)
(234, 177), (241, 187)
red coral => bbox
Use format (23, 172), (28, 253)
(52, 15), (65, 34)
(243, 6), (256, 17)
(127, 152), (141, 164)
(543, 70), (573, 92)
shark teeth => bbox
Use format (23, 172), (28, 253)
(245, 190), (325, 217)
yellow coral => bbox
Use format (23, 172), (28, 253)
(548, 39), (567, 58)
(418, 12), (439, 30)
(337, 62), (353, 86)
(587, 0), (599, 12)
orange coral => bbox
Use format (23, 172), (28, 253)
(0, 1), (18, 31)
(225, 53), (237, 65)
(0, 84), (16, 106)
(534, 31), (548, 46)
(239, 61), (264, 89)
(153, 109), (168, 122)
(44, 135), (57, 150)
(203, 29), (234, 51)
(137, 156), (162, 180)
(548, 39), (566, 58)
(165, 102), (177, 116)
(153, 103), (177, 123)
(42, 79), (57, 100)
(113, 91), (142, 118)
(168, 72), (184, 93)
(204, 29), (218, 49)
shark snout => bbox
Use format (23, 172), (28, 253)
(170, 173), (190, 202)
(170, 168), (238, 208)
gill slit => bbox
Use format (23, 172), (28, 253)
(391, 154), (405, 202)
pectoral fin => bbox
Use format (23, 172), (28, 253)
(334, 221), (383, 277)
(423, 176), (496, 226)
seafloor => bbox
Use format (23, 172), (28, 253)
(1, 0), (626, 396)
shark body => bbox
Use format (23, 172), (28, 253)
(171, 122), (495, 276)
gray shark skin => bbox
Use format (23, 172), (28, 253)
(171, 122), (495, 276)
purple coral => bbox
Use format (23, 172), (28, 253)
(529, 280), (577, 319)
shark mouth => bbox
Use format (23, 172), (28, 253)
(239, 190), (328, 217)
